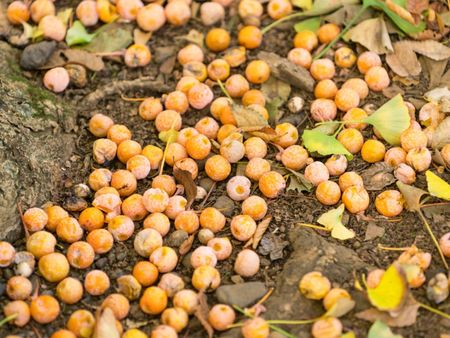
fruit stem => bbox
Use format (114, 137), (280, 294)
(227, 322), (244, 328)
(0, 314), (18, 327)
(421, 202), (450, 208)
(261, 12), (310, 35)
(217, 79), (233, 102)
(313, 5), (368, 60)
(268, 324), (298, 338)
(417, 208), (449, 270)
(377, 244), (410, 251)
(267, 319), (317, 325)
(296, 223), (331, 231)
(159, 120), (179, 177)
(418, 301), (450, 320)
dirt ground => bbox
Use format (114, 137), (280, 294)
(1, 2), (450, 337)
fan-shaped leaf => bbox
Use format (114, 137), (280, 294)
(426, 170), (450, 201)
(317, 204), (355, 240)
(367, 263), (408, 311)
(363, 94), (410, 145)
(302, 129), (353, 159)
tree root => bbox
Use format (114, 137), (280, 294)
(84, 76), (171, 105)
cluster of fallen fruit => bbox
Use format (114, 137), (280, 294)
(3, 0), (450, 337)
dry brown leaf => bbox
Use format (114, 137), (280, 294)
(407, 0), (429, 14)
(133, 28), (151, 45)
(410, 40), (450, 60)
(356, 296), (419, 327)
(194, 291), (214, 338)
(179, 234), (195, 256)
(361, 163), (396, 191)
(176, 29), (204, 48)
(93, 307), (120, 338)
(40, 49), (105, 71)
(386, 0), (415, 24)
(173, 167), (197, 210)
(421, 58), (448, 89)
(386, 42), (421, 77)
(382, 85), (405, 98)
(431, 117), (450, 149)
(387, 40), (450, 77)
(232, 104), (269, 129)
(249, 127), (279, 142)
(344, 17), (393, 54)
(396, 181), (427, 211)
(392, 75), (419, 86)
(251, 216), (272, 249)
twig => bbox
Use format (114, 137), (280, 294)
(84, 77), (170, 105)
(417, 208), (448, 270)
(313, 5), (368, 60)
(199, 182), (216, 209)
(17, 202), (30, 240)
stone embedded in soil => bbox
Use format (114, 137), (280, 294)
(20, 41), (57, 70)
(213, 196), (235, 217)
(215, 282), (268, 308)
(199, 177), (215, 191)
(263, 227), (371, 337)
(166, 229), (189, 247)
(258, 233), (289, 261)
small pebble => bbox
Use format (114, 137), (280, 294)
(287, 96), (304, 113)
(166, 230), (189, 247)
(213, 196), (234, 217)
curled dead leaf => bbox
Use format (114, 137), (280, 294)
(93, 307), (120, 338)
(179, 234), (195, 256)
(173, 167), (197, 210)
(344, 17), (393, 54)
(356, 296), (419, 327)
(396, 181), (427, 211)
(361, 163), (396, 191)
(431, 117), (450, 149)
(248, 216), (272, 250)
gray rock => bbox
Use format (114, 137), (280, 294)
(20, 41), (57, 70)
(0, 41), (76, 241)
(263, 228), (371, 337)
(213, 196), (235, 217)
(166, 230), (188, 247)
(215, 282), (267, 308)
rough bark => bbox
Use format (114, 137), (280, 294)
(0, 41), (76, 241)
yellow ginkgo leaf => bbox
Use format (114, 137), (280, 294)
(318, 204), (355, 240)
(367, 263), (408, 312)
(426, 170), (450, 201)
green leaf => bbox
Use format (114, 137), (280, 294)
(426, 170), (450, 201)
(66, 21), (96, 47)
(57, 8), (73, 26)
(292, 0), (312, 10)
(368, 320), (403, 338)
(81, 22), (133, 53)
(294, 17), (321, 32)
(363, 0), (425, 35)
(302, 129), (353, 159)
(317, 204), (355, 240)
(312, 121), (340, 135)
(363, 94), (410, 145)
